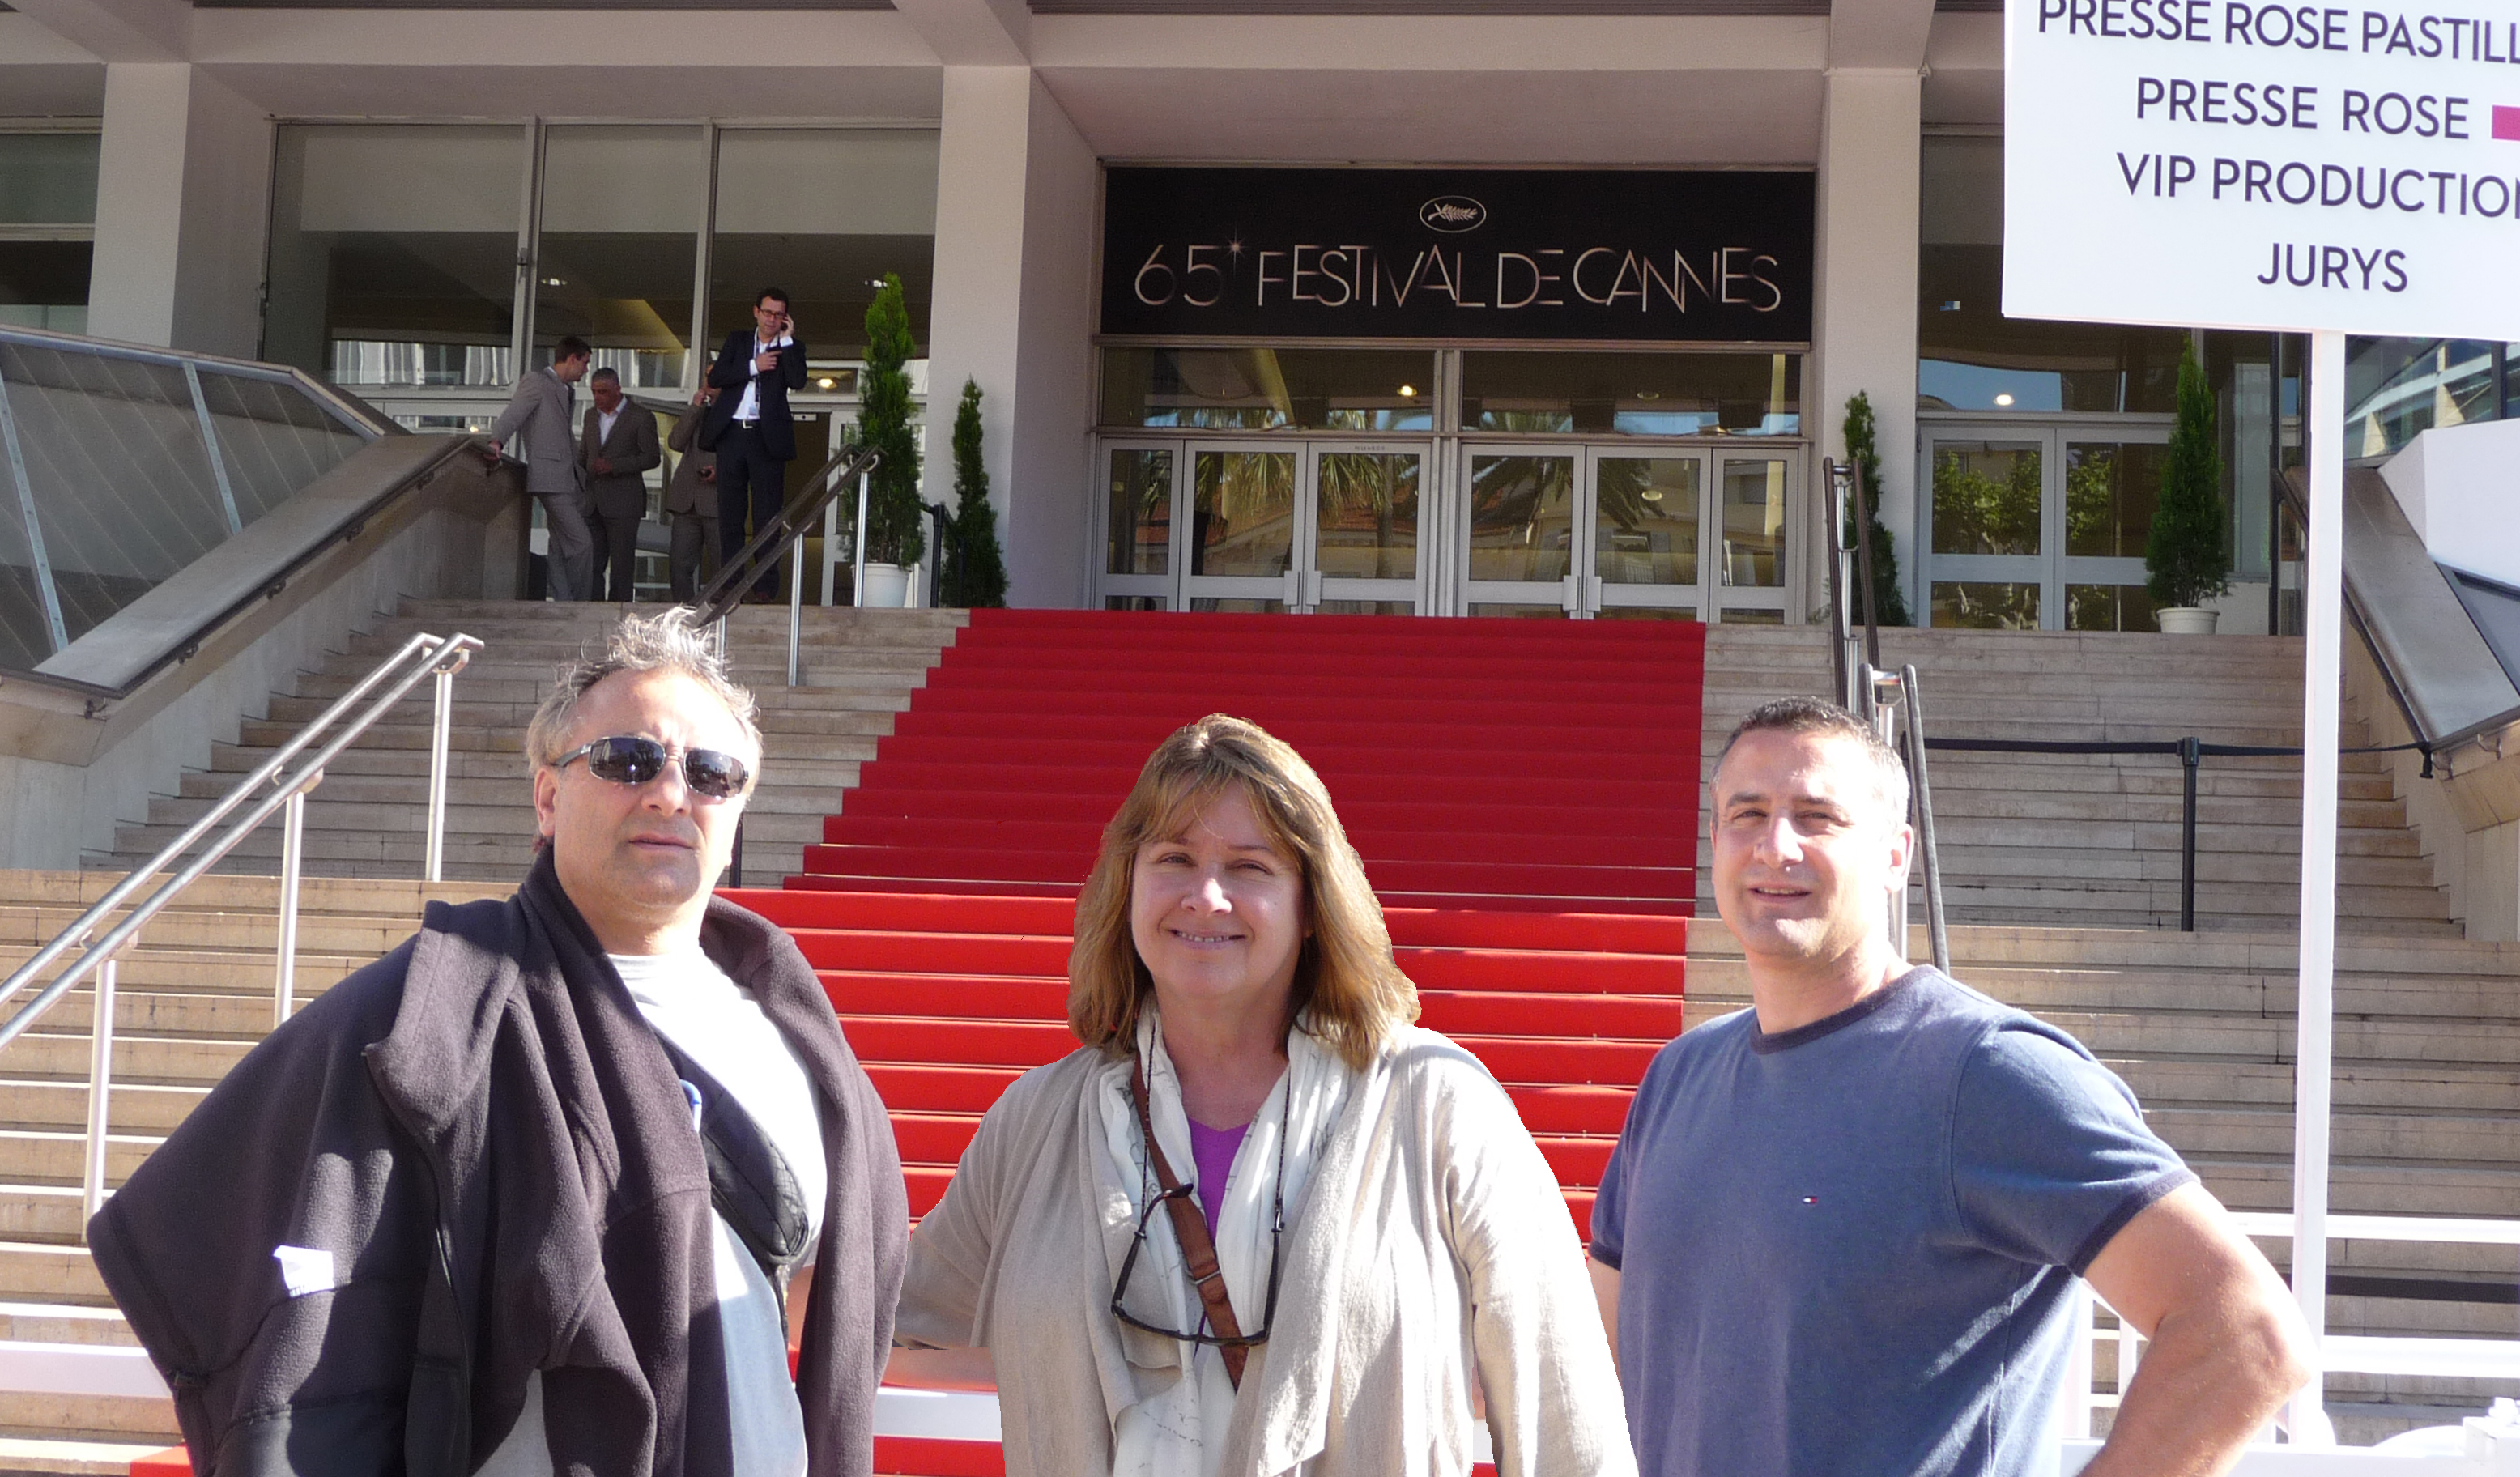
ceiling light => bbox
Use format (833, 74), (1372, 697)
(817, 377), (836, 389)
(1641, 488), (1665, 502)
(1635, 390), (1662, 401)
(542, 277), (565, 287)
(1994, 393), (2016, 406)
(1397, 384), (1418, 398)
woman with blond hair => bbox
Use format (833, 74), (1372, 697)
(888, 714), (1631, 1477)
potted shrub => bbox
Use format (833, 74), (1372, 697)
(2145, 338), (2231, 633)
(1841, 392), (1910, 627)
(940, 377), (1010, 608)
(854, 273), (923, 607)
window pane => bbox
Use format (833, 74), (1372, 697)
(2067, 583), (2158, 632)
(1461, 351), (1798, 435)
(1099, 348), (1432, 431)
(537, 126), (704, 389)
(1106, 595), (1165, 611)
(1918, 135), (2185, 413)
(1190, 598), (1285, 613)
(1719, 459), (1787, 588)
(2063, 441), (2166, 558)
(1596, 456), (1699, 585)
(1106, 449), (1173, 577)
(1932, 581), (2041, 629)
(1316, 600), (1414, 615)
(1317, 452), (1419, 580)
(709, 130), (938, 364)
(1718, 607), (1785, 624)
(1469, 603), (1569, 619)
(1931, 441), (2043, 555)
(1600, 607), (1698, 621)
(265, 125), (526, 387)
(2344, 338), (2501, 458)
(1190, 451), (1295, 578)
(0, 133), (98, 337)
(0, 134), (100, 224)
(1466, 455), (1575, 582)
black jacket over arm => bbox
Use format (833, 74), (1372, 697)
(702, 329), (809, 461)
(87, 852), (907, 1477)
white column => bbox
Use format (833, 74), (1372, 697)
(1811, 68), (1923, 621)
(922, 66), (1100, 609)
(86, 62), (270, 357)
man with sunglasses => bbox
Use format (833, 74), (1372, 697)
(89, 609), (908, 1477)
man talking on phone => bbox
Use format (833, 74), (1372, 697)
(703, 287), (807, 599)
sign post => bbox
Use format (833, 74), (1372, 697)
(2004, 0), (2520, 1445)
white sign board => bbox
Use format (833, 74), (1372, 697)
(2005, 0), (2520, 338)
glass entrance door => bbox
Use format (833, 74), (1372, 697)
(1096, 439), (1426, 612)
(1459, 445), (1795, 619)
(1919, 424), (2169, 629)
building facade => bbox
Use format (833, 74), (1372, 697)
(2, 0), (2511, 625)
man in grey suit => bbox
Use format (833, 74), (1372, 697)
(580, 368), (662, 602)
(485, 336), (595, 601)
(663, 386), (720, 603)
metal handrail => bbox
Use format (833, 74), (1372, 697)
(696, 442), (882, 632)
(0, 628), (481, 1233)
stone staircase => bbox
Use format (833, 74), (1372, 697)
(0, 607), (2498, 1466)
(104, 602), (968, 888)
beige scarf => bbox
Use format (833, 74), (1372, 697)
(1091, 1008), (1352, 1477)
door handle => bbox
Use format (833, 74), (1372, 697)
(1561, 573), (1584, 614)
(1284, 569), (1303, 608)
(1304, 571), (1324, 606)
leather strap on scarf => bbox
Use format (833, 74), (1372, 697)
(1130, 1057), (1250, 1389)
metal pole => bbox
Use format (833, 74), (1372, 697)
(1849, 458), (1883, 675)
(1824, 461), (1851, 711)
(79, 951), (117, 1231)
(1869, 669), (1908, 954)
(852, 470), (870, 608)
(275, 790), (306, 1028)
(1902, 664), (1951, 974)
(2284, 326), (2347, 1448)
(2179, 736), (2201, 933)
(424, 665), (454, 884)
(787, 530), (807, 687)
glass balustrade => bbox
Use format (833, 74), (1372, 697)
(0, 329), (379, 674)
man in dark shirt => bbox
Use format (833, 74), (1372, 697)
(1590, 696), (2311, 1477)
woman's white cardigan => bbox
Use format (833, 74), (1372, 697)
(893, 1025), (1637, 1477)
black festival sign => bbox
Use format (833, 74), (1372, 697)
(1100, 167), (1816, 344)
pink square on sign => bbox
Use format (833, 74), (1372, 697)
(2497, 105), (2520, 141)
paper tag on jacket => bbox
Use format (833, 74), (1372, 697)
(272, 1245), (336, 1297)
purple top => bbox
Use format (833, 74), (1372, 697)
(1186, 1117), (1251, 1240)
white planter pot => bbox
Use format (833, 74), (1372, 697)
(860, 561), (913, 609)
(2156, 607), (2219, 635)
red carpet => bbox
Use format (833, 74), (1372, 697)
(739, 607), (1707, 1237)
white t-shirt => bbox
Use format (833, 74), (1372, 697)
(730, 334), (791, 424)
(475, 947), (827, 1477)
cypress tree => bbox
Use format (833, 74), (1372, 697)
(1841, 392), (1912, 626)
(943, 378), (1010, 607)
(2144, 338), (2232, 611)
(854, 273), (923, 568)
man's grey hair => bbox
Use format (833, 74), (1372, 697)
(588, 366), (620, 385)
(1713, 696), (1911, 825)
(524, 607), (762, 772)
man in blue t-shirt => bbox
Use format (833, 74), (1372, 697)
(1590, 697), (2310, 1477)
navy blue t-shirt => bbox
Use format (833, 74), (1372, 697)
(1590, 967), (2194, 1477)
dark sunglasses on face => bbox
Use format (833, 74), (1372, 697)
(554, 735), (751, 800)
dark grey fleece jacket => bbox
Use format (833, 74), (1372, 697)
(87, 852), (907, 1477)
